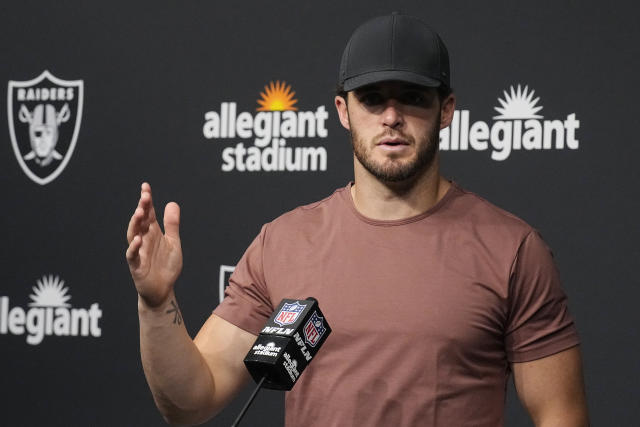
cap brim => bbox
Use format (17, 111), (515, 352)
(343, 70), (443, 91)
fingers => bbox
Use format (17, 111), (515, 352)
(126, 234), (142, 264)
(126, 182), (157, 243)
(126, 206), (143, 243)
(138, 182), (157, 224)
(163, 202), (181, 240)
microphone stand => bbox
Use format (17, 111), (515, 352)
(230, 375), (267, 427)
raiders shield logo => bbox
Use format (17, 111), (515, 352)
(7, 70), (84, 185)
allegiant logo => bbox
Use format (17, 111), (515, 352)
(439, 85), (580, 161)
(202, 81), (329, 172)
(0, 275), (102, 345)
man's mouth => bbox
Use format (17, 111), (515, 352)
(377, 138), (410, 150)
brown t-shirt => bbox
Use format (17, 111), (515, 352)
(214, 183), (579, 427)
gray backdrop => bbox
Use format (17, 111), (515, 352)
(1, 1), (638, 425)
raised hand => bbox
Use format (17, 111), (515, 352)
(126, 183), (183, 308)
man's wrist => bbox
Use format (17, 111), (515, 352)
(138, 291), (176, 315)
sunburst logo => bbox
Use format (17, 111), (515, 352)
(1, 273), (102, 345)
(257, 80), (298, 111)
(493, 84), (543, 120)
(202, 79), (329, 171)
(440, 83), (579, 161)
(28, 274), (71, 307)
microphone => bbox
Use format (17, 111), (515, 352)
(243, 297), (332, 390)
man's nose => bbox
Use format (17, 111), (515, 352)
(381, 100), (404, 129)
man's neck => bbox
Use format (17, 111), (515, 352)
(350, 159), (451, 221)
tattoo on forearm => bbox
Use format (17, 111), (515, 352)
(166, 300), (183, 325)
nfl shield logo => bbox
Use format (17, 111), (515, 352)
(303, 311), (327, 347)
(7, 70), (84, 185)
(274, 301), (306, 326)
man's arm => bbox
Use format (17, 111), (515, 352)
(127, 183), (255, 424)
(512, 346), (589, 427)
(139, 296), (255, 425)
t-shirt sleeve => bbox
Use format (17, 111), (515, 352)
(505, 230), (580, 363)
(213, 224), (274, 335)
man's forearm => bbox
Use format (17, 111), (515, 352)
(138, 293), (216, 425)
(534, 397), (589, 427)
(537, 411), (589, 427)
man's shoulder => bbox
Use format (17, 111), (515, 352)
(447, 183), (535, 238)
(266, 184), (350, 231)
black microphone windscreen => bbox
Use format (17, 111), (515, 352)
(243, 297), (332, 390)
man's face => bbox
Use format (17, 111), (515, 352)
(29, 104), (59, 158)
(31, 124), (57, 157)
(335, 81), (454, 182)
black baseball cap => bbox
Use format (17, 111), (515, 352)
(338, 13), (450, 92)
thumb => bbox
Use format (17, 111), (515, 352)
(163, 202), (181, 240)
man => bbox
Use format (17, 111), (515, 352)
(126, 13), (588, 426)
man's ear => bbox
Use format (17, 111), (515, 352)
(335, 95), (351, 130)
(439, 93), (456, 130)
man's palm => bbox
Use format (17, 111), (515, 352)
(126, 184), (183, 308)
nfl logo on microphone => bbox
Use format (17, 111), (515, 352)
(274, 301), (306, 326)
(304, 311), (327, 347)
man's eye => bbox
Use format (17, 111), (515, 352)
(401, 92), (429, 106)
(359, 93), (384, 106)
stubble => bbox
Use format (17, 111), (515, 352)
(349, 111), (441, 183)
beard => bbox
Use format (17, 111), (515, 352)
(349, 112), (441, 183)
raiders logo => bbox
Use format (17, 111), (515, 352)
(7, 70), (84, 185)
